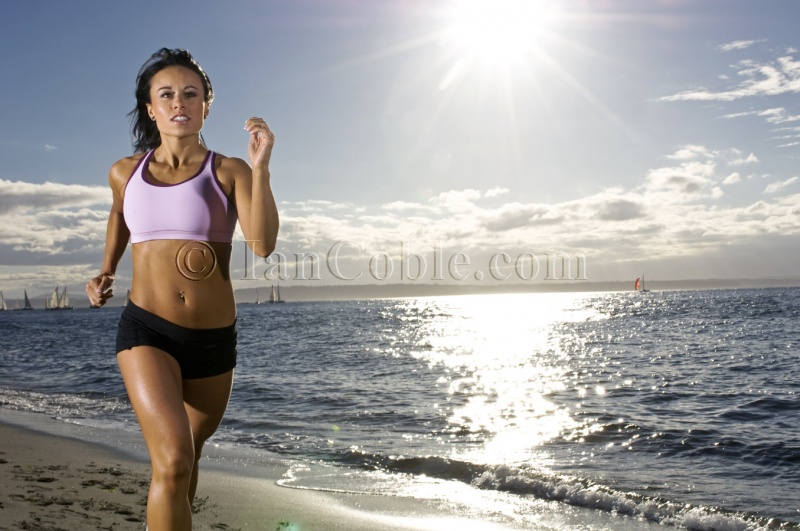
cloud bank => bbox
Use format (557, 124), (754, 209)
(3, 144), (800, 290)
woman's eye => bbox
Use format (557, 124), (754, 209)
(160, 92), (173, 98)
(185, 91), (197, 98)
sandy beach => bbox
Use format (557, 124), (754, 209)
(0, 414), (522, 531)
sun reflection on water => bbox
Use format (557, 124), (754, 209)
(404, 292), (606, 465)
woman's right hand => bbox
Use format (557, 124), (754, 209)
(85, 273), (115, 308)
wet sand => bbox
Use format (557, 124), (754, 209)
(0, 417), (520, 530)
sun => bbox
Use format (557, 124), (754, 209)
(442, 0), (558, 71)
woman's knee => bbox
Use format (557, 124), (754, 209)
(152, 443), (195, 485)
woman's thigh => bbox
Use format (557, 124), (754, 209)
(118, 346), (193, 462)
(183, 370), (234, 447)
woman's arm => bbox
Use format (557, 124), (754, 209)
(230, 117), (279, 258)
(85, 161), (133, 307)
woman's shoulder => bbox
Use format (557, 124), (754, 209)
(214, 152), (252, 193)
(108, 153), (147, 189)
(213, 152), (250, 173)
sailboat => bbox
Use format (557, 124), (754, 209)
(124, 290), (130, 307)
(46, 287), (73, 310)
(634, 275), (650, 293)
(0, 291), (7, 311)
(11, 289), (35, 310)
(20, 290), (35, 310)
(58, 287), (73, 309)
(46, 287), (58, 309)
(269, 284), (285, 303)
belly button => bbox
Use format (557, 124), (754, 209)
(179, 291), (185, 301)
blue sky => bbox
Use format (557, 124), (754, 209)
(3, 0), (800, 295)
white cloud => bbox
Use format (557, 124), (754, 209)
(481, 202), (553, 231)
(721, 107), (791, 123)
(662, 53), (800, 102)
(722, 172), (742, 185)
(745, 108), (800, 125)
(433, 188), (482, 202)
(583, 192), (647, 222)
(484, 187), (510, 198)
(283, 199), (353, 212)
(729, 152), (758, 165)
(718, 40), (762, 52)
(381, 201), (438, 213)
(667, 145), (714, 160)
(44, 144), (57, 152)
(764, 176), (799, 194)
(645, 160), (716, 197)
(429, 189), (483, 213)
(0, 179), (110, 215)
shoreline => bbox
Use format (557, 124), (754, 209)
(0, 410), (524, 530)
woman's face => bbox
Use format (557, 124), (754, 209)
(146, 65), (208, 139)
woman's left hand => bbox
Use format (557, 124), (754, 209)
(244, 117), (275, 173)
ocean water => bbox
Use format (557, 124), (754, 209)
(1, 288), (798, 530)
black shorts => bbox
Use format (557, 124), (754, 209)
(116, 301), (237, 379)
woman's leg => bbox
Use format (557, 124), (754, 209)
(182, 370), (234, 504)
(118, 346), (194, 531)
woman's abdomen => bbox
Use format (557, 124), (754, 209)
(129, 240), (236, 329)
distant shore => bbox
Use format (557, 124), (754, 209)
(234, 277), (800, 302)
(5, 278), (800, 308)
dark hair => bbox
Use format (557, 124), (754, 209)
(128, 48), (214, 153)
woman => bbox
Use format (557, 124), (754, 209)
(85, 48), (278, 530)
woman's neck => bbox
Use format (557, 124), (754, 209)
(154, 136), (207, 169)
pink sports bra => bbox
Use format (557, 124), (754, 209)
(123, 150), (237, 244)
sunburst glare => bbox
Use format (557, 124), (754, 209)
(442, 0), (559, 70)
